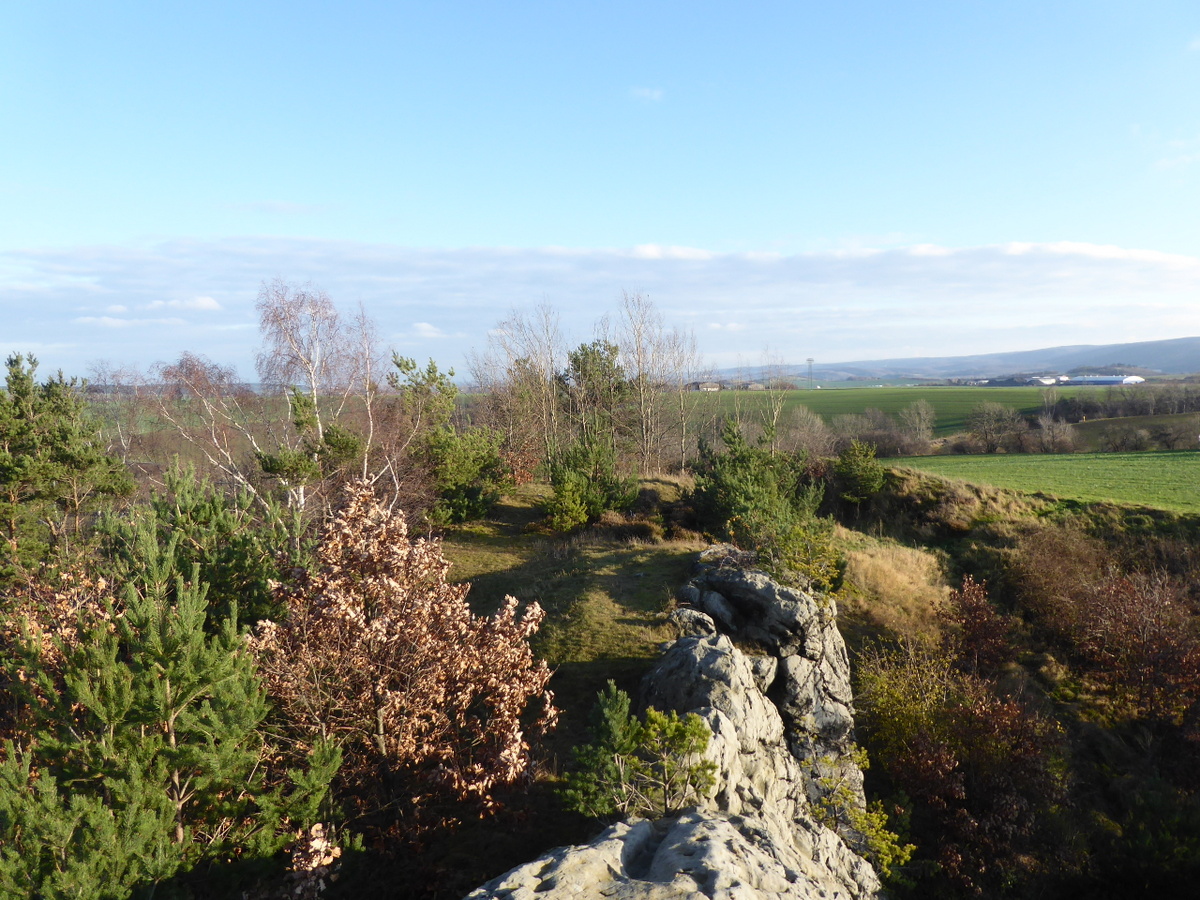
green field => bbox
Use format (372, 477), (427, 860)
(703, 385), (1103, 436)
(890, 450), (1200, 513)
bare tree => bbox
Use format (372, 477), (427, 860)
(664, 326), (707, 470)
(348, 302), (385, 479)
(150, 352), (274, 507)
(615, 291), (673, 474)
(255, 279), (364, 443)
(148, 283), (394, 515)
(470, 303), (566, 466)
(899, 399), (936, 446)
(1036, 415), (1075, 453)
(967, 402), (1025, 453)
(86, 360), (150, 466)
(757, 351), (792, 456)
(779, 404), (837, 459)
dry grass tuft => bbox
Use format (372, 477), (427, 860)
(838, 525), (950, 650)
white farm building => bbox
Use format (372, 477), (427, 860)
(1063, 375), (1146, 386)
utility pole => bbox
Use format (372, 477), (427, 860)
(807, 358), (814, 391)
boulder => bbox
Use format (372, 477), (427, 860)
(465, 810), (878, 900)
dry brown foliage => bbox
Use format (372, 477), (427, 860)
(250, 482), (557, 831)
(939, 575), (1015, 679)
(1011, 525), (1200, 722)
(0, 568), (116, 743)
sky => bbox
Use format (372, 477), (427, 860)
(3, 1), (1199, 380)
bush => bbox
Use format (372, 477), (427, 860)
(249, 482), (557, 837)
(545, 439), (637, 531)
(425, 425), (513, 525)
(939, 575), (1015, 679)
(692, 421), (842, 591)
(857, 647), (1065, 896)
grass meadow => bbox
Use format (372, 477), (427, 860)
(889, 450), (1200, 513)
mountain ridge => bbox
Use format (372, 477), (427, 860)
(722, 336), (1200, 382)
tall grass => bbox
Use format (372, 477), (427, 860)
(837, 526), (949, 650)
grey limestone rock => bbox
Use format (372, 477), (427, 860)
(670, 607), (717, 637)
(465, 811), (878, 900)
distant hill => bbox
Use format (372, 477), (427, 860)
(725, 336), (1200, 382)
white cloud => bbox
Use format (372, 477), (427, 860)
(105, 304), (128, 313)
(1001, 241), (1196, 266)
(1143, 132), (1200, 170)
(5, 237), (1198, 378)
(73, 316), (188, 328)
(147, 296), (223, 311)
(632, 244), (713, 260)
(1155, 152), (1200, 170)
(630, 87), (664, 102)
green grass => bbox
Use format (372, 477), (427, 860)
(699, 385), (1101, 437)
(889, 450), (1200, 513)
(439, 482), (705, 760)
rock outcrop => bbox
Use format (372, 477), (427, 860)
(465, 549), (880, 900)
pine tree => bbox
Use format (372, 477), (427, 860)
(0, 354), (133, 580)
(833, 439), (885, 506)
(0, 523), (338, 897)
(559, 682), (716, 820)
(99, 463), (300, 629)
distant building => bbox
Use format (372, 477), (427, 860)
(1063, 375), (1146, 386)
(688, 381), (722, 392)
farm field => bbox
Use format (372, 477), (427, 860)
(890, 450), (1200, 513)
(700, 385), (1102, 436)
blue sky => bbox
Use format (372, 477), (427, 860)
(3, 2), (1199, 378)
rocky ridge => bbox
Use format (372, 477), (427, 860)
(465, 548), (881, 900)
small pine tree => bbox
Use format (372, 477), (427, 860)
(99, 463), (299, 629)
(0, 534), (338, 897)
(558, 681), (641, 818)
(424, 424), (513, 524)
(0, 353), (133, 581)
(545, 438), (637, 531)
(833, 439), (885, 507)
(560, 682), (716, 820)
